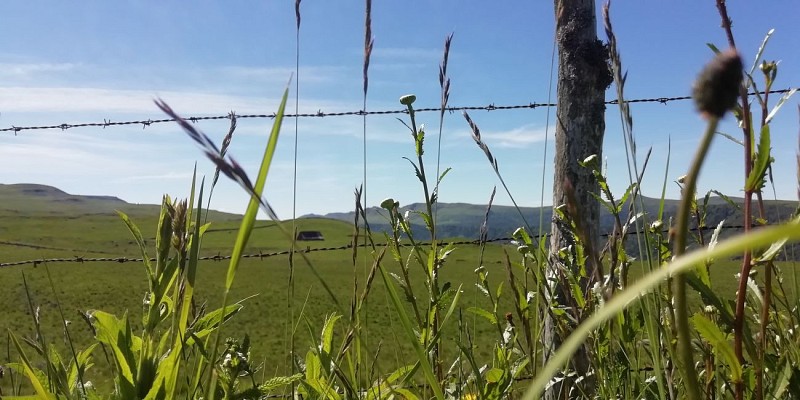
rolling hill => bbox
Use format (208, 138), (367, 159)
(306, 194), (799, 243)
(0, 183), (356, 260)
(2, 183), (797, 255)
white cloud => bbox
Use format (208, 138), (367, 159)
(1, 131), (164, 162)
(0, 85), (412, 145)
(218, 65), (347, 85)
(0, 86), (285, 114)
(0, 87), (368, 121)
(457, 123), (552, 148)
(0, 59), (355, 116)
(0, 60), (347, 88)
(291, 116), (412, 143)
(0, 62), (80, 79)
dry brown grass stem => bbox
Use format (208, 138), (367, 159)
(363, 0), (373, 98)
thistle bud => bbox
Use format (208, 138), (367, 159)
(380, 197), (398, 210)
(692, 49), (743, 119)
(760, 60), (776, 76)
(760, 60), (777, 85)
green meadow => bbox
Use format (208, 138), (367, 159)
(0, 184), (515, 391)
(3, 183), (798, 396)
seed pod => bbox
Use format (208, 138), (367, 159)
(399, 94), (416, 106)
(692, 49), (743, 119)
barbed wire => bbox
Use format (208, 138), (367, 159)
(0, 224), (763, 268)
(1, 88), (794, 135)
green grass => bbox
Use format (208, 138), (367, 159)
(3, 191), (798, 396)
(0, 194), (514, 392)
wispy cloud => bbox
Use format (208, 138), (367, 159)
(1, 140), (142, 181)
(0, 59), (354, 116)
(0, 86), (280, 114)
(371, 47), (442, 61)
(292, 116), (411, 143)
(0, 60), (347, 87)
(0, 86), (365, 117)
(454, 123), (552, 149)
(0, 62), (81, 79)
(0, 131), (202, 203)
(218, 65), (347, 85)
(0, 130), (169, 160)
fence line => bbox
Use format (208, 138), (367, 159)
(0, 224), (762, 268)
(1, 88), (795, 134)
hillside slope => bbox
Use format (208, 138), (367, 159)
(307, 195), (798, 241)
(0, 184), (355, 261)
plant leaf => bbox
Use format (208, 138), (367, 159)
(770, 359), (793, 399)
(320, 313), (341, 354)
(186, 304), (243, 344)
(715, 130), (744, 146)
(692, 313), (742, 382)
(259, 373), (303, 392)
(766, 88), (797, 123)
(745, 124), (771, 191)
(749, 28), (774, 76)
(90, 311), (138, 397)
(8, 331), (53, 399)
(466, 307), (497, 325)
(116, 210), (153, 282)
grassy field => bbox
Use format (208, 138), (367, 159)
(0, 186), (520, 392)
(2, 184), (799, 395)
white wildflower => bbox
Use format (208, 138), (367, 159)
(526, 291), (535, 304)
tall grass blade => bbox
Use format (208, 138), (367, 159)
(162, 179), (205, 399)
(463, 111), (532, 233)
(43, 263), (87, 396)
(202, 80), (290, 399)
(18, 272), (57, 393)
(378, 263), (445, 400)
(7, 332), (51, 399)
(117, 211), (153, 281)
(187, 164), (197, 234)
(226, 83), (289, 289)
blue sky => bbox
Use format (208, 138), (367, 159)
(1, 1), (798, 219)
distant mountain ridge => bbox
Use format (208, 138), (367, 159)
(0, 183), (129, 214)
(305, 196), (799, 241)
(10, 183), (124, 203)
(3, 183), (797, 243)
(0, 183), (240, 221)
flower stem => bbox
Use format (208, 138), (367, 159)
(673, 116), (720, 400)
